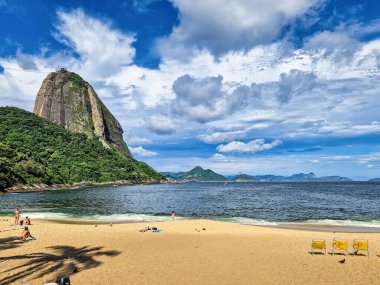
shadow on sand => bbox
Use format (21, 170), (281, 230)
(0, 245), (120, 284)
(0, 237), (25, 251)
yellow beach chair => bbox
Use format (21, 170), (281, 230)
(311, 239), (326, 255)
(353, 239), (369, 257)
(332, 238), (348, 255)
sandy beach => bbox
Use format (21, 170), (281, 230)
(1, 218), (380, 285)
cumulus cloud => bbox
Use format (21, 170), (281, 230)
(125, 132), (152, 145)
(145, 116), (177, 135)
(357, 153), (380, 165)
(55, 9), (135, 77)
(198, 130), (247, 144)
(211, 153), (234, 162)
(159, 0), (322, 57)
(130, 146), (158, 157)
(276, 69), (317, 103)
(217, 139), (282, 154)
(317, 121), (380, 136)
(172, 74), (249, 123)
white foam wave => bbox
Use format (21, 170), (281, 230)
(218, 217), (380, 228)
(219, 217), (279, 226)
(27, 212), (177, 223)
(289, 219), (380, 228)
(23, 212), (380, 228)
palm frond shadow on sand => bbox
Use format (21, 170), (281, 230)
(0, 245), (120, 285)
(0, 237), (25, 251)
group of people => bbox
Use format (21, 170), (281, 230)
(14, 208), (34, 240)
(14, 209), (31, 226)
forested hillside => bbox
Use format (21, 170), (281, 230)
(0, 107), (164, 191)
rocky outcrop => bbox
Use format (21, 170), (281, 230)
(34, 70), (132, 157)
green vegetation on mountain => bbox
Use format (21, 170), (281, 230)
(161, 166), (228, 181)
(0, 107), (164, 191)
(232, 174), (257, 181)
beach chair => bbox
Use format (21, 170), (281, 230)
(332, 238), (348, 255)
(311, 239), (326, 255)
(353, 239), (369, 257)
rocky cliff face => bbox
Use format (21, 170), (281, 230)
(34, 70), (132, 157)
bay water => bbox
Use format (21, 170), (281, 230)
(1, 182), (380, 227)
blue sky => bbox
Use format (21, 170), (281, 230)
(1, 0), (380, 179)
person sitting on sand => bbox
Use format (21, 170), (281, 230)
(139, 224), (151, 232)
(20, 226), (33, 239)
(23, 216), (31, 225)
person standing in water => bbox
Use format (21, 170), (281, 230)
(171, 211), (176, 221)
(14, 209), (20, 225)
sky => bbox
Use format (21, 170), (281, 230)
(0, 0), (380, 180)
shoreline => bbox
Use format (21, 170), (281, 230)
(30, 217), (380, 233)
(2, 179), (175, 193)
(2, 214), (380, 233)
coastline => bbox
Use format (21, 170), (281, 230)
(41, 218), (380, 233)
(3, 179), (175, 193)
(1, 218), (380, 285)
(6, 215), (380, 234)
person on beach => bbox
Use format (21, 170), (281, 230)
(23, 216), (31, 225)
(139, 224), (151, 232)
(14, 209), (20, 225)
(171, 211), (176, 221)
(20, 226), (33, 239)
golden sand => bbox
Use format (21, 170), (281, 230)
(1, 218), (380, 285)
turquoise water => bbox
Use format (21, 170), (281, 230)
(1, 182), (380, 227)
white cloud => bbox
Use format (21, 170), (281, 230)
(310, 160), (320, 163)
(129, 146), (158, 157)
(145, 116), (177, 135)
(357, 153), (380, 165)
(276, 69), (317, 103)
(159, 0), (323, 57)
(318, 121), (380, 136)
(198, 130), (247, 144)
(211, 153), (234, 162)
(323, 155), (352, 160)
(55, 9), (135, 78)
(172, 74), (249, 123)
(125, 132), (152, 145)
(217, 139), (282, 154)
(305, 29), (359, 51)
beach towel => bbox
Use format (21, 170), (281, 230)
(21, 237), (36, 242)
(151, 229), (161, 232)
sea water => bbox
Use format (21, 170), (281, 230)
(1, 182), (380, 227)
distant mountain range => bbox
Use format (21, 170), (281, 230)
(253, 173), (352, 182)
(160, 167), (371, 182)
(161, 166), (228, 182)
